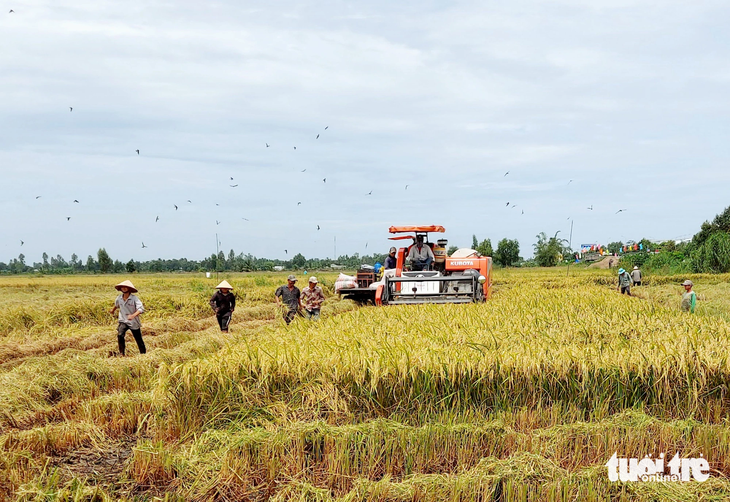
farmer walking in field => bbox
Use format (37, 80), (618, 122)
(630, 266), (642, 286)
(275, 274), (302, 324)
(617, 268), (633, 295)
(109, 280), (146, 356)
(680, 280), (697, 313)
(301, 276), (325, 320)
(210, 280), (235, 333)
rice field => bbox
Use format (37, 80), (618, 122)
(1, 269), (729, 501)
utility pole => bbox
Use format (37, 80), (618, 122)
(567, 220), (574, 277)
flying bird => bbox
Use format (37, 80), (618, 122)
(323, 178), (326, 183)
(69, 107), (73, 112)
(317, 225), (320, 230)
(20, 240), (24, 246)
(73, 200), (79, 203)
(316, 134), (319, 139)
(174, 204), (178, 210)
(521, 210), (524, 215)
(230, 184), (238, 187)
(615, 209), (627, 214)
(142, 242), (147, 248)
(135, 150), (139, 155)
(511, 204), (516, 208)
(187, 200), (192, 203)
(285, 249), (288, 254)
(293, 146), (297, 150)
(216, 220), (220, 225)
(568, 180), (573, 185)
(324, 126), (328, 130)
(405, 185), (409, 190)
(587, 205), (593, 210)
(35, 196), (41, 199)
(242, 217), (249, 221)
(301, 169), (306, 172)
(230, 177), (234, 180)
(297, 202), (301, 205)
(9, 9), (14, 13)
(367, 190), (372, 195)
(266, 143), (270, 148)
(504, 171), (509, 177)
(365, 242), (368, 248)
(66, 217), (71, 221)
(505, 202), (510, 207)
(155, 216), (159, 222)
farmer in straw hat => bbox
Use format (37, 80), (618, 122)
(210, 280), (236, 333)
(109, 280), (146, 356)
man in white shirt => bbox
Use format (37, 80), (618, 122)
(407, 235), (434, 271)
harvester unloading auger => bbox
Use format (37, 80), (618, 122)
(339, 225), (492, 305)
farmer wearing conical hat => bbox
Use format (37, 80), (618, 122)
(210, 280), (236, 333)
(109, 280), (146, 356)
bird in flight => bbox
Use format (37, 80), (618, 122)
(521, 210), (524, 215)
(301, 169), (306, 172)
(242, 217), (249, 221)
(365, 242), (368, 248)
(230, 184), (238, 188)
(405, 185), (409, 190)
(568, 180), (573, 185)
(69, 107), (73, 112)
(174, 204), (178, 210)
(142, 242), (147, 248)
(587, 205), (593, 210)
(216, 220), (220, 225)
(615, 209), (627, 214)
(135, 149), (139, 155)
(20, 240), (24, 246)
(35, 196), (41, 199)
(187, 200), (192, 203)
(316, 134), (320, 139)
(285, 249), (288, 254)
(266, 143), (270, 148)
(230, 177), (234, 180)
(505, 202), (510, 207)
(155, 216), (159, 222)
(504, 171), (509, 177)
(317, 225), (320, 230)
(325, 126), (329, 130)
(297, 202), (302, 205)
(367, 190), (372, 195)
(293, 146), (297, 150)
(323, 178), (326, 183)
(9, 9), (14, 13)
(73, 199), (79, 203)
(511, 204), (516, 208)
(66, 217), (71, 221)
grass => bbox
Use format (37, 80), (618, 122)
(1, 269), (729, 501)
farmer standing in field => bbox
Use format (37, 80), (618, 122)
(275, 274), (302, 324)
(617, 268), (633, 295)
(680, 280), (697, 313)
(301, 276), (325, 320)
(210, 280), (235, 333)
(109, 280), (146, 356)
(630, 266), (642, 286)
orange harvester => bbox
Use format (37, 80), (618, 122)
(340, 225), (492, 305)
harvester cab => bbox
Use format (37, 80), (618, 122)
(339, 225), (492, 306)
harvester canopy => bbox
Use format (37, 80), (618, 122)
(388, 225), (445, 234)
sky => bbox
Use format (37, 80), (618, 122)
(2, 0), (729, 264)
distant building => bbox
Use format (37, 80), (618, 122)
(330, 264), (345, 270)
(273, 266), (285, 272)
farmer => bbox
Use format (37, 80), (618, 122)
(617, 268), (633, 295)
(630, 266), (643, 286)
(275, 274), (302, 324)
(301, 276), (325, 320)
(210, 280), (236, 333)
(408, 235), (434, 271)
(384, 247), (397, 269)
(680, 280), (697, 313)
(109, 280), (146, 356)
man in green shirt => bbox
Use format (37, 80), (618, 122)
(680, 280), (697, 313)
(617, 268), (633, 295)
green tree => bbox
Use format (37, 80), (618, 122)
(447, 245), (459, 256)
(607, 241), (623, 255)
(86, 255), (97, 272)
(126, 260), (137, 273)
(494, 238), (520, 267)
(472, 235), (479, 249)
(292, 253), (306, 269)
(533, 231), (568, 267)
(42, 252), (49, 271)
(98, 248), (113, 273)
(476, 238), (493, 257)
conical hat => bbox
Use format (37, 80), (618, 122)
(216, 280), (233, 290)
(115, 280), (138, 293)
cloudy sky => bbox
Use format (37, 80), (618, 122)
(2, 0), (729, 264)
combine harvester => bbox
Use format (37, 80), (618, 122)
(340, 225), (492, 305)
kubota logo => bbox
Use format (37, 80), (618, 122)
(451, 260), (474, 266)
